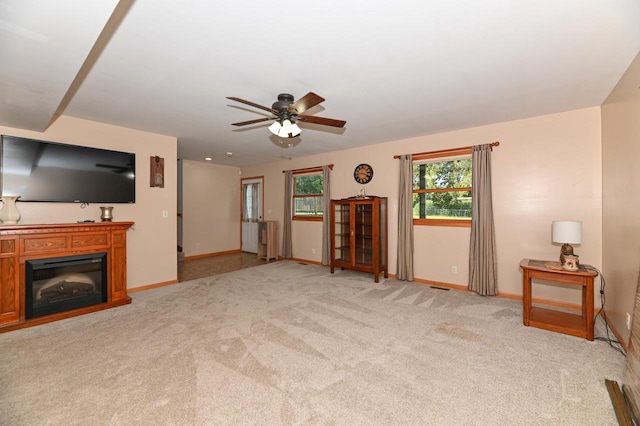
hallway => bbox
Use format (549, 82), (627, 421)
(177, 252), (271, 282)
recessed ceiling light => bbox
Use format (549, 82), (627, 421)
(205, 157), (212, 161)
(226, 152), (233, 157)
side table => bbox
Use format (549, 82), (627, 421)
(520, 259), (598, 341)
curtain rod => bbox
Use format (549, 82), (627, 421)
(393, 141), (500, 160)
(282, 164), (334, 175)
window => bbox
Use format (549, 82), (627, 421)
(413, 157), (472, 226)
(293, 173), (323, 220)
(242, 181), (260, 222)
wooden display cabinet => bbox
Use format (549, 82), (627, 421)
(330, 196), (388, 282)
(258, 221), (278, 262)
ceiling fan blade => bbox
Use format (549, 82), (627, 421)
(289, 92), (325, 114)
(231, 117), (274, 126)
(298, 115), (346, 128)
(226, 97), (277, 114)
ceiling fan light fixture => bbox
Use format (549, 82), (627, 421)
(278, 119), (301, 138)
(268, 121), (282, 136)
(228, 92), (345, 139)
(289, 122), (302, 138)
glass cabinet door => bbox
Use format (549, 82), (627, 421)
(333, 202), (351, 263)
(379, 200), (386, 267)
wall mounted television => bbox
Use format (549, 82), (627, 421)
(0, 135), (136, 203)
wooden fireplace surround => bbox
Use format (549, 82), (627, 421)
(0, 222), (134, 333)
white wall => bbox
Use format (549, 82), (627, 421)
(242, 107), (603, 304)
(602, 51), (640, 342)
(0, 105), (604, 309)
(181, 160), (241, 257)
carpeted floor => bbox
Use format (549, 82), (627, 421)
(0, 261), (624, 425)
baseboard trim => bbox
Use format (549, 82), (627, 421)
(289, 257), (323, 266)
(598, 311), (628, 352)
(128, 279), (179, 293)
(412, 278), (469, 292)
(377, 274), (589, 315)
(184, 248), (242, 261)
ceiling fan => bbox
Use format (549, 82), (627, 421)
(226, 92), (346, 138)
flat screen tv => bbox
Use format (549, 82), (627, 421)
(0, 135), (135, 203)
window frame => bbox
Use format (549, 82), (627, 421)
(412, 150), (472, 228)
(292, 172), (324, 222)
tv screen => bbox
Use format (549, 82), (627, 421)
(0, 135), (135, 203)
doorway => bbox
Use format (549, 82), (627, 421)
(241, 177), (263, 253)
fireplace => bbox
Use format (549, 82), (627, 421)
(25, 253), (108, 319)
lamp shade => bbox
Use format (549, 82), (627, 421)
(552, 221), (582, 244)
(277, 120), (301, 138)
(290, 122), (302, 137)
(268, 121), (282, 135)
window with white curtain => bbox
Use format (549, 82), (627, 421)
(242, 182), (259, 222)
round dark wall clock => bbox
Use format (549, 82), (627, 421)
(354, 163), (374, 184)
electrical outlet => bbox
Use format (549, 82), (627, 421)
(627, 312), (632, 330)
(451, 266), (458, 275)
(311, 248), (316, 254)
(196, 243), (201, 249)
(162, 210), (169, 218)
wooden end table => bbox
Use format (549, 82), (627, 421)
(520, 259), (598, 341)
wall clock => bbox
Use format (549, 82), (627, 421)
(354, 163), (374, 184)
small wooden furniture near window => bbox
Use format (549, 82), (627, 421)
(330, 196), (388, 282)
(520, 258), (598, 341)
(258, 221), (278, 262)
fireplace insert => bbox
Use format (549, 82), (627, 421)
(25, 253), (108, 319)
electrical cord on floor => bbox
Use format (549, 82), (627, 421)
(584, 265), (626, 356)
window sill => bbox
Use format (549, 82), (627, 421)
(413, 218), (471, 227)
(293, 216), (323, 222)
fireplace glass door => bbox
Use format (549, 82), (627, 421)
(26, 253), (108, 319)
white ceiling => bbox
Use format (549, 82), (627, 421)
(1, 0), (639, 167)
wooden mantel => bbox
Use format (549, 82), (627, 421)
(0, 222), (134, 333)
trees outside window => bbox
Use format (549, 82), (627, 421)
(293, 173), (323, 220)
(413, 157), (472, 226)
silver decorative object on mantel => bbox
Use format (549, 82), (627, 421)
(0, 195), (21, 225)
(100, 206), (114, 222)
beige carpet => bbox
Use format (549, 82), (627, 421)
(0, 261), (624, 425)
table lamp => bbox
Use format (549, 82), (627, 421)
(552, 220), (582, 271)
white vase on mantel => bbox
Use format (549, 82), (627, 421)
(0, 196), (21, 225)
